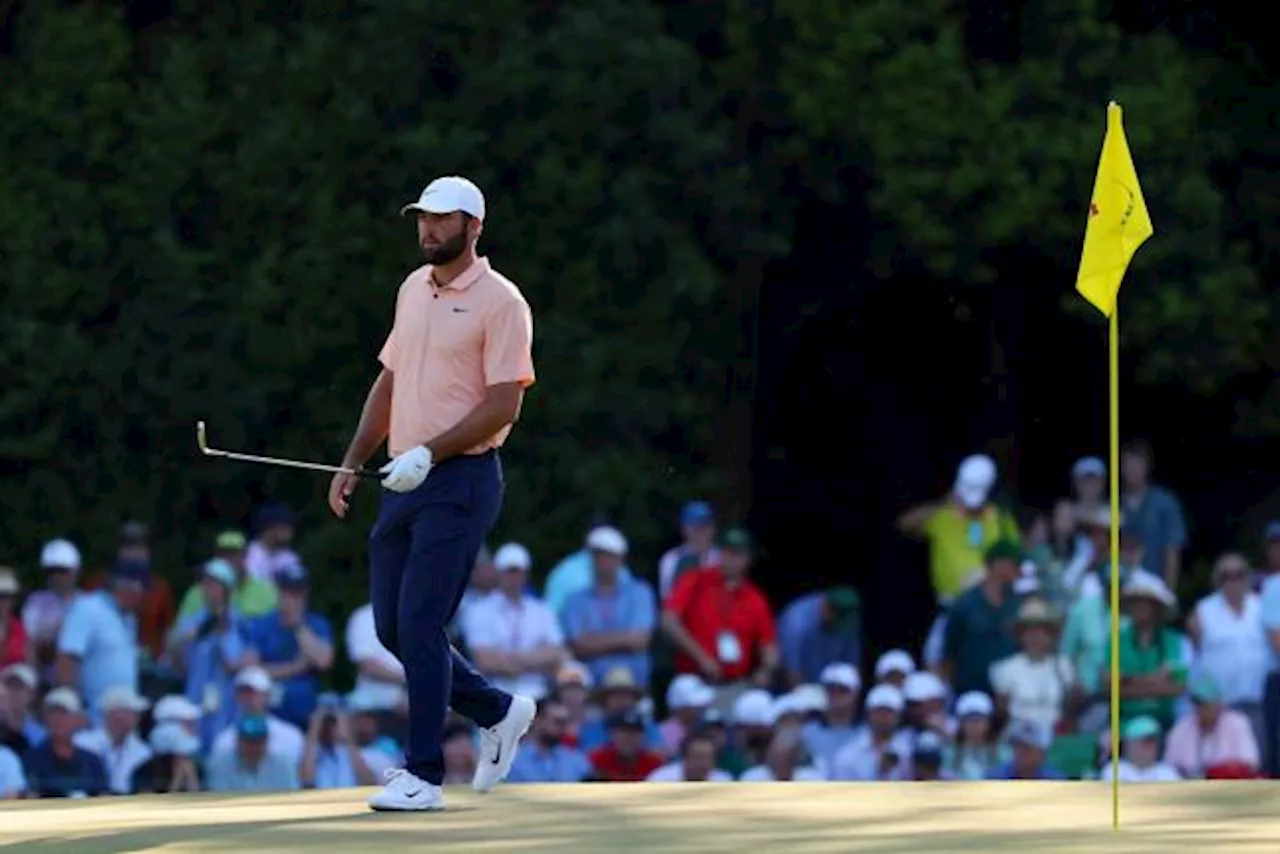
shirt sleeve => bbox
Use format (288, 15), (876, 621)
(989, 657), (1012, 695)
(1261, 580), (1280, 631)
(665, 571), (699, 618)
(56, 600), (92, 658)
(753, 592), (778, 646)
(0, 749), (26, 795)
(483, 296), (535, 388)
(377, 287), (404, 371)
(629, 583), (658, 634)
(560, 593), (585, 641)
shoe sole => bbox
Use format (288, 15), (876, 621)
(473, 698), (537, 793)
(369, 802), (445, 812)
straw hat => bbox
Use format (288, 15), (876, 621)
(1013, 597), (1059, 632)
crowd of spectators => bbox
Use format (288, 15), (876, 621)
(0, 438), (1275, 798)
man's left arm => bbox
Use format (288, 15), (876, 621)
(427, 297), (534, 462)
(752, 597), (780, 687)
(1164, 492), (1189, 592)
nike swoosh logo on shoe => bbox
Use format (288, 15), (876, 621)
(404, 789), (422, 798)
(491, 744), (502, 766)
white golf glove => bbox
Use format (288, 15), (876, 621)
(379, 445), (433, 493)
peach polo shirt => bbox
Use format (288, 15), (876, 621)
(378, 257), (535, 457)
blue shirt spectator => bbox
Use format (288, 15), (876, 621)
(174, 608), (248, 751)
(206, 715), (300, 792)
(0, 744), (25, 798)
(246, 563), (334, 729)
(1261, 574), (1280, 672)
(543, 528), (635, 620)
(1120, 442), (1187, 580)
(508, 698), (592, 783)
(777, 588), (862, 686)
(562, 531), (655, 687)
(57, 564), (146, 719)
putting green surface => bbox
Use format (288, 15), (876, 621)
(0, 782), (1276, 852)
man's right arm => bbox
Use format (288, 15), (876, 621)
(897, 501), (943, 536)
(342, 369), (394, 468)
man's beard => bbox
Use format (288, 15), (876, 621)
(422, 231), (468, 265)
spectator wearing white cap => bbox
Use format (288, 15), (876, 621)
(132, 721), (204, 793)
(902, 671), (954, 738)
(659, 674), (715, 755)
(344, 602), (407, 713)
(152, 694), (201, 738)
(562, 527), (657, 688)
(21, 688), (110, 798)
(55, 557), (149, 721)
(874, 650), (916, 689)
(989, 598), (1076, 733)
(1, 663), (45, 748)
(944, 691), (1006, 780)
(826, 684), (911, 780)
(543, 522), (636, 621)
(170, 559), (252, 747)
(741, 726), (824, 782)
(72, 685), (153, 794)
(209, 666), (305, 765)
(22, 539), (82, 682)
(462, 543), (566, 701)
(776, 586), (862, 689)
(986, 719), (1065, 779)
(730, 688), (777, 768)
(897, 454), (1020, 605)
(1069, 456), (1109, 527)
(645, 727), (733, 782)
(801, 663), (860, 773)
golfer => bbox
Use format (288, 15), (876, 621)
(328, 175), (537, 811)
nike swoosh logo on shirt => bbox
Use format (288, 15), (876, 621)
(452, 307), (468, 313)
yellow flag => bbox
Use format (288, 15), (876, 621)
(1075, 102), (1154, 317)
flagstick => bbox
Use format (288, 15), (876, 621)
(1109, 309), (1122, 829)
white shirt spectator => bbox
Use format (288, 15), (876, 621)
(1099, 759), (1181, 783)
(740, 764), (825, 782)
(212, 715), (305, 765)
(244, 541), (302, 583)
(0, 745), (25, 798)
(345, 604), (406, 711)
(645, 761), (733, 782)
(462, 590), (564, 700)
(826, 727), (913, 781)
(989, 653), (1075, 731)
(73, 728), (153, 795)
(1193, 591), (1267, 705)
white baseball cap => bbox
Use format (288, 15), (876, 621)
(153, 695), (201, 723)
(819, 662), (861, 692)
(954, 454), (997, 509)
(954, 690), (994, 718)
(40, 539), (82, 572)
(149, 721), (202, 757)
(585, 526), (628, 556)
(493, 542), (533, 572)
(731, 689), (777, 728)
(100, 686), (151, 714)
(792, 684), (829, 714)
(44, 687), (83, 714)
(400, 176), (486, 220)
(770, 692), (806, 721)
(0, 663), (37, 690)
(902, 671), (948, 703)
(666, 674), (714, 710)
(874, 649), (917, 680)
(235, 666), (272, 694)
(864, 684), (905, 713)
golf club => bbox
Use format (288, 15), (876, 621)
(195, 421), (381, 478)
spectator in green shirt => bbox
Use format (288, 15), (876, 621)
(178, 531), (278, 621)
(943, 540), (1024, 696)
(1103, 571), (1186, 730)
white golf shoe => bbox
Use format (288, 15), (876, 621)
(368, 768), (445, 812)
(472, 695), (536, 793)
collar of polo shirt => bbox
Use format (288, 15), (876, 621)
(431, 257), (491, 292)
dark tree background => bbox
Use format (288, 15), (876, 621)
(2, 0), (1277, 662)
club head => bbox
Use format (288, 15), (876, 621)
(195, 421), (209, 454)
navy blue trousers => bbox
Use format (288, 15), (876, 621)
(368, 450), (511, 785)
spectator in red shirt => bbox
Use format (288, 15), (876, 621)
(0, 568), (29, 669)
(588, 709), (665, 781)
(662, 528), (779, 708)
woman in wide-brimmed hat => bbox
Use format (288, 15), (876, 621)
(990, 597), (1076, 734)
